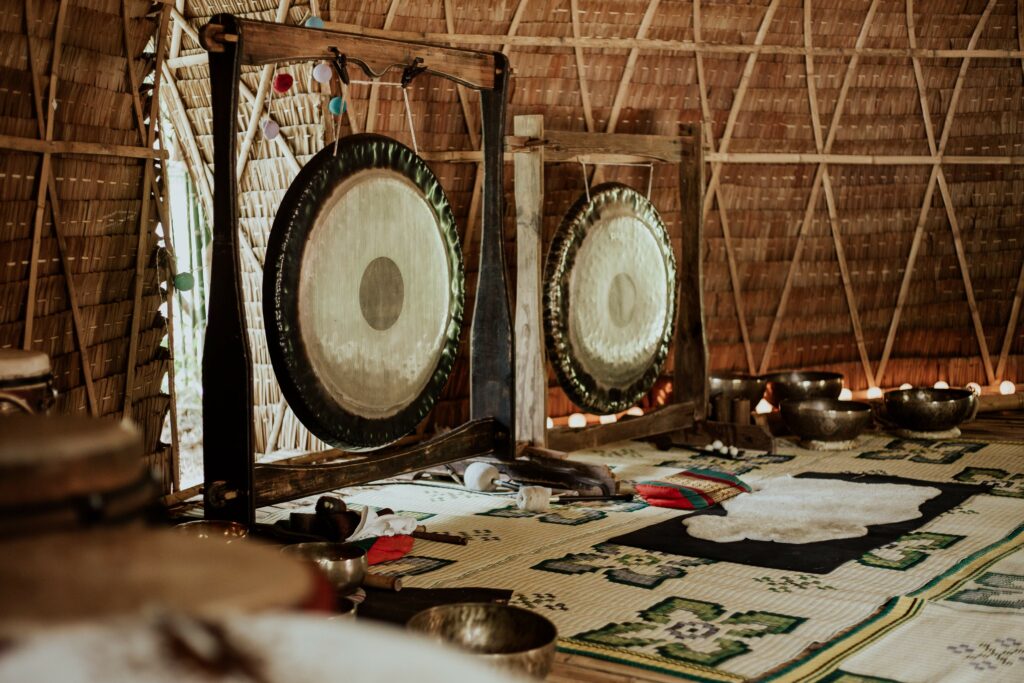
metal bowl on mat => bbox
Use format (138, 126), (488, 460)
(709, 372), (766, 402)
(172, 519), (249, 542)
(281, 542), (367, 593)
(764, 371), (844, 406)
(407, 603), (557, 679)
(883, 388), (977, 432)
(781, 399), (872, 442)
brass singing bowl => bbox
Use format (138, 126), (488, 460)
(172, 520), (249, 543)
(883, 388), (977, 432)
(709, 372), (766, 402)
(764, 371), (844, 407)
(781, 399), (872, 442)
(281, 542), (367, 593)
(407, 603), (558, 679)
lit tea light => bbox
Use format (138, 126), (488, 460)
(899, 383), (912, 390)
(625, 406), (644, 417)
(755, 398), (773, 415)
(934, 380), (950, 389)
(598, 414), (617, 425)
(966, 382), (982, 395)
(567, 413), (587, 429)
(545, 417), (554, 429)
(839, 388), (853, 400)
(999, 380), (1016, 395)
(866, 386), (883, 399)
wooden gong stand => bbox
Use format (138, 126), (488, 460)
(199, 15), (520, 524)
(508, 116), (775, 456)
(199, 16), (614, 524)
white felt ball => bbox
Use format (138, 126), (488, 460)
(463, 461), (500, 492)
(312, 63), (333, 84)
(262, 119), (279, 140)
(516, 486), (553, 512)
(711, 439), (724, 450)
(703, 444), (715, 451)
(728, 446), (739, 456)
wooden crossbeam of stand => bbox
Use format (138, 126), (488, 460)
(201, 17), (499, 89)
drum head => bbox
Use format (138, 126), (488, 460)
(265, 134), (464, 449)
(544, 183), (677, 414)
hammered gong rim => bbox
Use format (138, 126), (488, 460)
(543, 183), (677, 414)
(264, 134), (464, 450)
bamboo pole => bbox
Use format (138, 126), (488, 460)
(295, 21), (1024, 60)
(569, 0), (595, 133)
(23, 0), (99, 416)
(415, 148), (1024, 166)
(693, 0), (755, 374)
(0, 134), (168, 160)
(803, 0), (876, 387)
(123, 1), (171, 419)
(700, 0), (782, 222)
(758, 0), (880, 375)
(22, 0), (68, 351)
(877, 0), (997, 384)
(590, 0), (660, 186)
(235, 0), (291, 181)
(456, 0), (526, 267)
(995, 0), (1024, 381)
(363, 0), (401, 133)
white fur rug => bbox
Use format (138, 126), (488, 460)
(683, 476), (941, 544)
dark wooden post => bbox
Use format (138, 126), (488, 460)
(471, 53), (515, 460)
(202, 14), (255, 524)
(674, 125), (708, 420)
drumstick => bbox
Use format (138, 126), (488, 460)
(411, 527), (468, 545)
(363, 573), (402, 591)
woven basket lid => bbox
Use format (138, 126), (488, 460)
(0, 415), (143, 508)
(0, 348), (51, 381)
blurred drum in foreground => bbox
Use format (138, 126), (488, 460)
(0, 415), (154, 537)
(0, 528), (318, 636)
(0, 349), (56, 416)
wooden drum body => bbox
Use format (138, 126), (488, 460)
(544, 183), (678, 414)
(0, 528), (317, 636)
(264, 134), (464, 450)
(0, 349), (56, 416)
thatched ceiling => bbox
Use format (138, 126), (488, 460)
(162, 0), (1024, 454)
(0, 0), (172, 479)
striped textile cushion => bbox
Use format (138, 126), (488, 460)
(634, 468), (751, 509)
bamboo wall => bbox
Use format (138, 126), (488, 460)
(163, 0), (1024, 451)
(0, 0), (173, 484)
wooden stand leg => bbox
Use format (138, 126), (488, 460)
(203, 14), (254, 524)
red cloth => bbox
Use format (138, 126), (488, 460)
(366, 534), (414, 565)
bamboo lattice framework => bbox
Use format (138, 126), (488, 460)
(159, 0), (1024, 454)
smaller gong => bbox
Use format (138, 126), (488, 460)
(544, 183), (677, 414)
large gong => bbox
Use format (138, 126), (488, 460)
(264, 134), (464, 450)
(544, 183), (677, 414)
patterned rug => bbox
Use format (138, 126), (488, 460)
(257, 433), (1024, 682)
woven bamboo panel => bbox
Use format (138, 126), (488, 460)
(0, 0), (171, 479)
(164, 0), (1024, 452)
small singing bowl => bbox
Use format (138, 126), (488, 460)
(781, 399), (872, 442)
(709, 372), (767, 402)
(764, 371), (844, 407)
(172, 520), (249, 542)
(281, 542), (367, 593)
(407, 603), (558, 679)
(883, 388), (977, 432)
